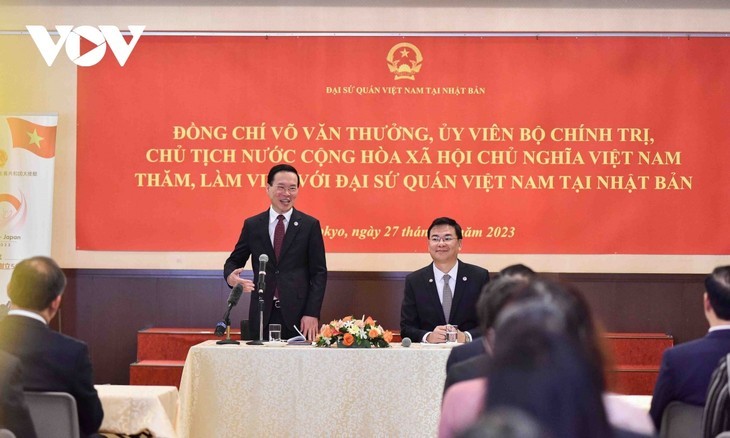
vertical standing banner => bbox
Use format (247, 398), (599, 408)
(0, 114), (58, 303)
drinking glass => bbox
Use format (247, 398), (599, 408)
(446, 324), (458, 343)
(269, 324), (282, 342)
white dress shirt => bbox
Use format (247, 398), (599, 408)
(268, 207), (293, 246)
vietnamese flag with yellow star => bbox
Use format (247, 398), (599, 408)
(0, 114), (58, 304)
(6, 117), (57, 158)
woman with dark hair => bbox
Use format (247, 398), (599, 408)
(439, 279), (655, 438)
(485, 321), (614, 438)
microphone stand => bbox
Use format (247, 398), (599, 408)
(247, 272), (266, 345)
(216, 304), (240, 345)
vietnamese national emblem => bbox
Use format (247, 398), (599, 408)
(386, 42), (423, 80)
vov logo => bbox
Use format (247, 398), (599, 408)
(26, 25), (145, 67)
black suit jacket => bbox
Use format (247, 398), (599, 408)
(444, 352), (491, 393)
(0, 315), (103, 437)
(446, 336), (488, 373)
(400, 260), (489, 342)
(224, 208), (327, 337)
(649, 329), (730, 429)
(0, 350), (37, 438)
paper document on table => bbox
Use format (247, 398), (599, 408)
(287, 336), (310, 345)
(287, 325), (312, 345)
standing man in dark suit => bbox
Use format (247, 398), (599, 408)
(0, 256), (103, 437)
(400, 217), (489, 343)
(650, 265), (730, 430)
(0, 350), (37, 438)
(225, 164), (327, 342)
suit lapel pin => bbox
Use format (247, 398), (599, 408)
(462, 276), (467, 281)
(428, 279), (433, 283)
(294, 221), (299, 226)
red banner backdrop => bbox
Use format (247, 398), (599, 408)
(77, 36), (730, 254)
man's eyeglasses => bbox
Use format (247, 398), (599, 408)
(273, 185), (298, 194)
(429, 235), (456, 243)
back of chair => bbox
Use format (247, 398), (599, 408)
(23, 392), (79, 438)
(703, 353), (730, 438)
(660, 400), (704, 438)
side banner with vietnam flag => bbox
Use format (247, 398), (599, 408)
(0, 114), (58, 304)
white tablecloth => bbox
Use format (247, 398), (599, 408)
(605, 394), (652, 412)
(177, 341), (453, 438)
(96, 384), (179, 438)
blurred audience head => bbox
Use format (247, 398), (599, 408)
(476, 264), (536, 336)
(486, 318), (612, 438)
(457, 407), (546, 438)
(7, 256), (66, 312)
(497, 278), (610, 391)
(705, 266), (730, 321)
(498, 263), (535, 280)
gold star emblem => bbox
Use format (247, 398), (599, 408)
(27, 129), (44, 148)
(399, 48), (410, 58)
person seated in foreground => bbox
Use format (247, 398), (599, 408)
(650, 265), (730, 431)
(0, 301), (9, 320)
(0, 256), (104, 437)
(444, 268), (534, 393)
(0, 350), (37, 438)
(480, 317), (648, 438)
(445, 264), (535, 374)
(439, 279), (655, 438)
(400, 217), (490, 343)
(455, 406), (546, 438)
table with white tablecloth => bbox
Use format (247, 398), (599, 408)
(177, 341), (453, 438)
(96, 384), (179, 438)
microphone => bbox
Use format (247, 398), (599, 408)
(258, 253), (269, 273)
(401, 337), (411, 348)
(227, 284), (243, 308)
(214, 320), (227, 336)
(257, 254), (268, 293)
(214, 284), (243, 337)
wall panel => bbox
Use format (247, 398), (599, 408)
(61, 269), (707, 384)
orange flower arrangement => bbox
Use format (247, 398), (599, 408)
(315, 315), (393, 348)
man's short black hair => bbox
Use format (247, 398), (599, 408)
(706, 266), (730, 320)
(267, 164), (300, 187)
(7, 256), (67, 311)
(427, 217), (462, 240)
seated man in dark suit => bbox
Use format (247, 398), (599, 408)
(0, 256), (104, 437)
(0, 350), (37, 438)
(400, 217), (489, 343)
(650, 265), (730, 430)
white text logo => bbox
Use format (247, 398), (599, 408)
(26, 25), (145, 67)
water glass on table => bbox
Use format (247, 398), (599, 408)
(269, 324), (282, 342)
(446, 324), (458, 343)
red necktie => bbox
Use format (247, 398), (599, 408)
(273, 215), (285, 299)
